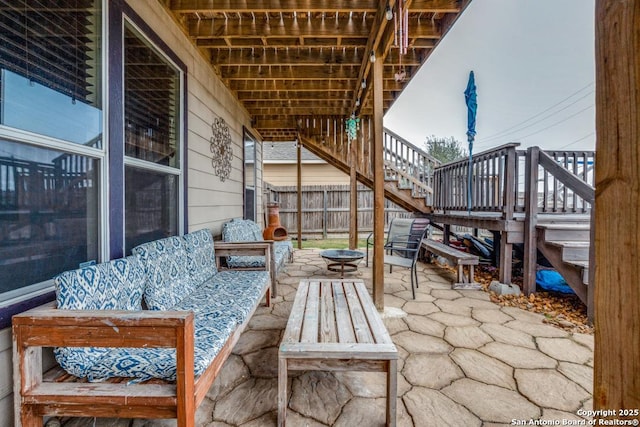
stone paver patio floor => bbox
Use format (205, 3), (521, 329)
(66, 249), (594, 427)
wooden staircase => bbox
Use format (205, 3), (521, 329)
(297, 116), (439, 214)
(297, 118), (596, 315)
(536, 220), (591, 303)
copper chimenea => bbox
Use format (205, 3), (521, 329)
(263, 202), (288, 241)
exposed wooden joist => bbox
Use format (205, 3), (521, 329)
(162, 0), (469, 178)
(169, 0), (380, 13)
(186, 17), (372, 39)
(248, 107), (352, 116)
(350, 0), (397, 114)
(170, 0), (461, 14)
(220, 64), (360, 79)
(237, 90), (395, 101)
(209, 47), (365, 66)
(208, 47), (424, 67)
(229, 79), (404, 91)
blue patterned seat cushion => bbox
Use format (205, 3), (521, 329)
(274, 240), (293, 269)
(133, 236), (197, 310)
(79, 271), (269, 382)
(188, 270), (270, 324)
(83, 311), (237, 382)
(53, 256), (146, 378)
(183, 229), (217, 284)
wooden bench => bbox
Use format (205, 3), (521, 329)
(278, 279), (398, 427)
(421, 239), (481, 290)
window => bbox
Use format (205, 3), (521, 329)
(123, 20), (182, 253)
(244, 128), (257, 221)
(0, 1), (103, 302)
(124, 167), (178, 254)
(0, 2), (103, 146)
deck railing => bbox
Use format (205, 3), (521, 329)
(433, 144), (595, 217)
(433, 143), (520, 217)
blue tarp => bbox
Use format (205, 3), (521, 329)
(536, 270), (574, 294)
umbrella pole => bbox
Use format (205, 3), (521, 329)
(467, 139), (473, 213)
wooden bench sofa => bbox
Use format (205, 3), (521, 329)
(12, 229), (272, 427)
(422, 239), (481, 290)
(222, 218), (293, 297)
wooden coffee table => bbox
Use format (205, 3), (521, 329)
(278, 279), (398, 426)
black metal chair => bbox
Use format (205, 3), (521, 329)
(366, 217), (430, 299)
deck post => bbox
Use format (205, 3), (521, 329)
(372, 49), (385, 309)
(522, 146), (539, 295)
(500, 146), (517, 284)
(297, 140), (302, 249)
(594, 0), (640, 415)
(349, 138), (358, 250)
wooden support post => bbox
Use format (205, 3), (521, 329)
(443, 225), (450, 245)
(522, 146), (539, 295)
(500, 145), (516, 285)
(499, 232), (512, 285)
(372, 50), (385, 310)
(594, 0), (640, 415)
(349, 139), (359, 250)
(297, 140), (302, 249)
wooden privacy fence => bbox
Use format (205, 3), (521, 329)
(264, 184), (410, 238)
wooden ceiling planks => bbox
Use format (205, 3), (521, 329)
(165, 0), (470, 140)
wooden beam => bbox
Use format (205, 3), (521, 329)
(522, 146), (539, 296)
(349, 0), (398, 113)
(297, 140), (302, 249)
(593, 0), (640, 417)
(349, 138), (358, 250)
(249, 108), (352, 116)
(229, 79), (404, 91)
(209, 47), (365, 66)
(187, 17), (372, 40)
(208, 47), (423, 67)
(169, 0), (461, 14)
(372, 50), (385, 310)
(169, 0), (380, 13)
(220, 65), (360, 80)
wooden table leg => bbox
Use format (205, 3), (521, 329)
(386, 359), (398, 427)
(278, 356), (287, 427)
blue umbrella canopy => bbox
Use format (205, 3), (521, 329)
(464, 71), (477, 211)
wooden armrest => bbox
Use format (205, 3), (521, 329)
(12, 308), (194, 349)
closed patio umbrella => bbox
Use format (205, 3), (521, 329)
(464, 71), (477, 212)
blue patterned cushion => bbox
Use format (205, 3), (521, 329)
(53, 256), (146, 378)
(133, 236), (197, 310)
(184, 270), (270, 325)
(222, 219), (265, 268)
(85, 312), (237, 382)
(222, 218), (263, 242)
(183, 229), (217, 284)
(274, 240), (293, 270)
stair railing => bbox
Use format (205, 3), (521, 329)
(382, 128), (440, 204)
(518, 149), (595, 214)
(522, 146), (595, 295)
(297, 116), (439, 208)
